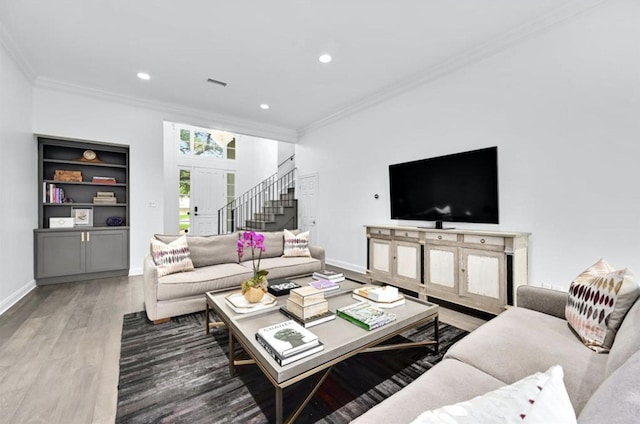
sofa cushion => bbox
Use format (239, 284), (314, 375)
(257, 230), (285, 259)
(350, 359), (506, 424)
(155, 233), (239, 267)
(578, 349), (640, 424)
(566, 260), (639, 353)
(606, 297), (640, 376)
(283, 229), (311, 257)
(444, 307), (608, 414)
(156, 263), (252, 301)
(241, 256), (321, 280)
(410, 365), (575, 424)
(150, 235), (194, 277)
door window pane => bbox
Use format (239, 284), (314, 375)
(179, 169), (191, 234)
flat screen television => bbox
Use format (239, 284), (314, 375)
(389, 147), (499, 225)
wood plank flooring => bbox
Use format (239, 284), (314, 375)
(0, 274), (484, 424)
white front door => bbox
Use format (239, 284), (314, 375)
(191, 167), (225, 235)
(298, 173), (319, 244)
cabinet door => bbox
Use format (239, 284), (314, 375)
(460, 248), (506, 312)
(369, 238), (393, 281)
(35, 231), (85, 278)
(425, 245), (459, 297)
(85, 229), (129, 273)
(393, 241), (421, 285)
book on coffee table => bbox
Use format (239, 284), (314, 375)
(337, 302), (397, 330)
(255, 335), (325, 366)
(308, 279), (340, 292)
(312, 270), (345, 282)
(279, 306), (336, 328)
(256, 320), (320, 357)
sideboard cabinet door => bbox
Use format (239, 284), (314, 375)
(35, 231), (85, 278)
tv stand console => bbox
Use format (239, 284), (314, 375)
(365, 225), (530, 315)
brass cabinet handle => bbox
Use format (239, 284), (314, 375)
(87, 232), (90, 242)
(81, 232), (84, 242)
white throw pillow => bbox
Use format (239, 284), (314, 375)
(410, 365), (576, 424)
(282, 229), (311, 257)
(150, 235), (194, 277)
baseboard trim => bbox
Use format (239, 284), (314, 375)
(325, 258), (366, 275)
(0, 279), (36, 316)
(129, 267), (143, 276)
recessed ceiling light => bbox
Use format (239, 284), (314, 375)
(137, 72), (151, 80)
(260, 104), (270, 110)
(319, 54), (332, 64)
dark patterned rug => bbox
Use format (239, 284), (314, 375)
(116, 311), (467, 424)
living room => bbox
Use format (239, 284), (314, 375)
(1, 1), (639, 423)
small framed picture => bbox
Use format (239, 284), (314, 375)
(72, 207), (93, 227)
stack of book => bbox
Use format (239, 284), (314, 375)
(312, 270), (345, 283)
(281, 286), (336, 328)
(255, 320), (324, 366)
(308, 279), (340, 292)
(337, 302), (397, 330)
(93, 191), (117, 204)
(92, 176), (117, 184)
(44, 183), (65, 203)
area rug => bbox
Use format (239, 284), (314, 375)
(116, 311), (468, 424)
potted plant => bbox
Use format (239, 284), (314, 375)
(237, 230), (269, 302)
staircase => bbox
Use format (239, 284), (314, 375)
(217, 168), (297, 234)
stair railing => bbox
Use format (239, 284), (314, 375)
(218, 168), (296, 234)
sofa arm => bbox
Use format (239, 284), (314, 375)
(308, 245), (325, 269)
(516, 286), (568, 319)
(142, 254), (160, 321)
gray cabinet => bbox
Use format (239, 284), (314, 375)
(34, 229), (129, 284)
(34, 135), (130, 285)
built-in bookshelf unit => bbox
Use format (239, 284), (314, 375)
(34, 135), (130, 285)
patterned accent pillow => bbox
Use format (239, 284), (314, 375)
(282, 229), (311, 258)
(565, 259), (639, 352)
(150, 235), (194, 277)
(410, 365), (575, 424)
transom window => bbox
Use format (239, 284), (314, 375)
(178, 126), (236, 160)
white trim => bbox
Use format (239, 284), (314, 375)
(0, 21), (36, 82)
(0, 280), (37, 316)
(34, 77), (298, 143)
(129, 267), (143, 276)
(326, 258), (366, 275)
(298, 0), (610, 136)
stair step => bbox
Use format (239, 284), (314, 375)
(262, 206), (285, 214)
(245, 220), (273, 229)
(253, 213), (276, 221)
(280, 192), (295, 201)
(267, 199), (296, 208)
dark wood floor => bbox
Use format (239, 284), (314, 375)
(0, 274), (484, 423)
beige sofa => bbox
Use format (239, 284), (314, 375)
(352, 286), (640, 423)
(142, 231), (325, 322)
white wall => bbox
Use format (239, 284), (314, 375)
(0, 41), (36, 313)
(296, 0), (640, 289)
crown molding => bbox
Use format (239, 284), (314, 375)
(33, 77), (298, 143)
(0, 21), (36, 82)
(298, 0), (610, 137)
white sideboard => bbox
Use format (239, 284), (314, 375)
(365, 225), (530, 315)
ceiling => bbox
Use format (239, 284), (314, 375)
(0, 0), (600, 137)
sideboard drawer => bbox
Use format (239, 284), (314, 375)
(369, 228), (391, 237)
(425, 233), (457, 242)
(395, 230), (420, 239)
(463, 234), (505, 247)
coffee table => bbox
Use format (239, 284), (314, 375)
(205, 279), (439, 424)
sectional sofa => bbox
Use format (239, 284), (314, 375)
(142, 230), (325, 322)
(352, 285), (640, 423)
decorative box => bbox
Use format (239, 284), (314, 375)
(49, 217), (75, 228)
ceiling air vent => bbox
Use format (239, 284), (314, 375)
(207, 78), (228, 87)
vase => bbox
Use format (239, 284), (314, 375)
(243, 286), (266, 303)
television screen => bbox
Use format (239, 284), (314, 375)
(389, 147), (499, 224)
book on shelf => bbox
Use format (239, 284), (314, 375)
(267, 279), (301, 296)
(312, 270), (345, 282)
(255, 334), (324, 366)
(256, 320), (320, 358)
(286, 297), (328, 319)
(279, 307), (336, 328)
(92, 176), (117, 184)
(336, 302), (397, 330)
(45, 183), (65, 204)
(96, 191), (115, 197)
(93, 197), (117, 204)
(288, 286), (325, 306)
(308, 279), (340, 292)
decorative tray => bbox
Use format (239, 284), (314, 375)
(352, 287), (405, 308)
(225, 292), (278, 314)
